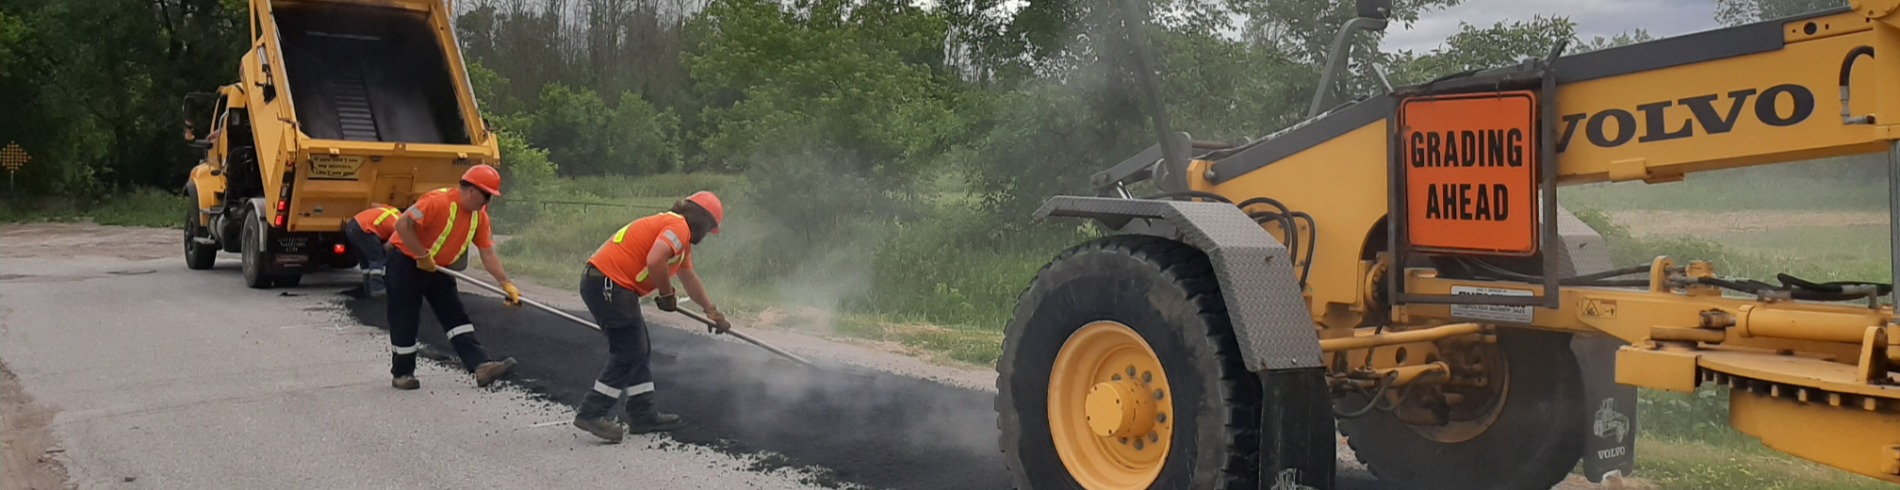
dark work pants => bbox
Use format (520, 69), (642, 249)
(576, 264), (656, 418)
(342, 220), (387, 271)
(387, 252), (493, 377)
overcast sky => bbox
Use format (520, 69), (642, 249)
(1378, 0), (1723, 53)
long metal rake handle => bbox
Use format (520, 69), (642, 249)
(438, 268), (816, 367)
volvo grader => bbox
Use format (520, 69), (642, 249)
(996, 0), (1900, 488)
(180, 0), (497, 287)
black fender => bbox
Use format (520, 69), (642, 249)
(1035, 195), (1324, 372)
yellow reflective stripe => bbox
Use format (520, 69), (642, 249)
(428, 202), (458, 259)
(371, 208), (399, 226)
(421, 189), (483, 263)
(611, 223), (631, 244)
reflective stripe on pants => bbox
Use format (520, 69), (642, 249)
(387, 253), (493, 377)
(575, 264), (656, 418)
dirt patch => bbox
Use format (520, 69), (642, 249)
(1608, 210), (1887, 238)
(0, 222), (178, 261)
(1, 362), (72, 490)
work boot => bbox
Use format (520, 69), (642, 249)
(366, 269), (387, 298)
(474, 357), (517, 387)
(574, 390), (625, 443)
(392, 375), (420, 390)
(624, 393), (682, 434)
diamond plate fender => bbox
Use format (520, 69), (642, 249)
(1035, 196), (1325, 371)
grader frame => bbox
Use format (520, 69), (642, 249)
(998, 1), (1900, 488)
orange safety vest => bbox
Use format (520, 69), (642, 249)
(388, 188), (492, 267)
(351, 204), (401, 240)
(587, 212), (693, 296)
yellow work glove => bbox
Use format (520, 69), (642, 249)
(501, 282), (522, 307)
(415, 254), (438, 273)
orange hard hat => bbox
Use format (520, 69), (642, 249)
(686, 191), (723, 234)
(462, 164), (502, 197)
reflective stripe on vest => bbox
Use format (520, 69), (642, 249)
(371, 208), (399, 226)
(426, 190), (481, 262)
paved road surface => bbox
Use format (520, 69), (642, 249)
(1, 222), (1614, 489)
(0, 223), (827, 489)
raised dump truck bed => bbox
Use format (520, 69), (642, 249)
(182, 0), (498, 288)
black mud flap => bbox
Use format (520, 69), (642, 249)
(1260, 369), (1335, 490)
(1573, 334), (1637, 482)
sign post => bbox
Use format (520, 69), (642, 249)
(0, 142), (29, 191)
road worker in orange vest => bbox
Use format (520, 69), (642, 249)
(383, 164), (523, 391)
(572, 191), (731, 443)
(343, 203), (401, 298)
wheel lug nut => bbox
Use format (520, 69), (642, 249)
(1126, 366), (1137, 377)
(1119, 437), (1128, 445)
(1142, 371), (1152, 383)
(1113, 374), (1123, 381)
(1148, 433), (1158, 443)
(1134, 439), (1144, 450)
(1154, 389), (1165, 400)
(1157, 413), (1167, 423)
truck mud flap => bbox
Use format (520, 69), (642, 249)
(1556, 207), (1638, 482)
(1574, 334), (1638, 482)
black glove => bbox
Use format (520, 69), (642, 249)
(655, 293), (678, 312)
(706, 310), (732, 335)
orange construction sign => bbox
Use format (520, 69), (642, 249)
(1400, 91), (1540, 256)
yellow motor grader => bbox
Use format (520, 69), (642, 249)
(996, 1), (1900, 488)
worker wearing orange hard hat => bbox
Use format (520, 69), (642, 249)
(343, 203), (401, 298)
(571, 191), (730, 443)
(382, 164), (522, 391)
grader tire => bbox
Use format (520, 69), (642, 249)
(1338, 327), (1586, 490)
(996, 235), (1325, 489)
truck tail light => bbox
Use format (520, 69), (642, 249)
(334, 243), (346, 255)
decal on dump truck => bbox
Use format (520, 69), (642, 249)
(308, 155), (364, 180)
(1399, 91), (1540, 256)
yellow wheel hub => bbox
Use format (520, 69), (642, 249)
(1049, 321), (1173, 490)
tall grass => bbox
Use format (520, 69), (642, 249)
(0, 188), (188, 228)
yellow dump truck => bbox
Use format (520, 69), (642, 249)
(181, 0), (497, 288)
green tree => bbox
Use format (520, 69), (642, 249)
(1386, 15), (1579, 85)
(1715, 0), (1845, 26)
(524, 83), (680, 176)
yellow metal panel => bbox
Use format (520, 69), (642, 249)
(1554, 29), (1890, 184)
(1197, 123), (1390, 325)
(1615, 347), (1701, 393)
(1729, 389), (1900, 484)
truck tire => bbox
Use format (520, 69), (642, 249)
(997, 235), (1324, 490)
(241, 215), (274, 289)
(184, 206), (217, 270)
(1337, 327), (1586, 490)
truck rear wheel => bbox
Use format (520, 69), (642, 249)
(1337, 327), (1586, 489)
(184, 206), (217, 270)
(241, 214), (274, 289)
(997, 235), (1325, 489)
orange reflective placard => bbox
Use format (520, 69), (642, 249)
(1401, 91), (1540, 256)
